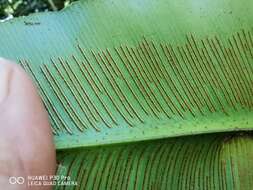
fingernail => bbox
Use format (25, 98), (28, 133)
(0, 58), (12, 104)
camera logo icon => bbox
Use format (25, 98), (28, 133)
(9, 176), (25, 185)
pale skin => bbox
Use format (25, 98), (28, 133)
(0, 58), (56, 189)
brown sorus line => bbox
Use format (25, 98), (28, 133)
(69, 55), (113, 128)
(22, 30), (253, 134)
(115, 46), (161, 118)
(20, 59), (72, 134)
(44, 62), (88, 131)
(54, 57), (100, 132)
(90, 49), (135, 126)
(140, 42), (185, 118)
(72, 54), (118, 126)
(125, 45), (173, 118)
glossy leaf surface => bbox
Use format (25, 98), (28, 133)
(0, 0), (252, 149)
(56, 133), (253, 190)
(0, 0), (252, 189)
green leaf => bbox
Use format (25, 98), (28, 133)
(0, 0), (252, 189)
(0, 0), (252, 149)
(55, 133), (253, 190)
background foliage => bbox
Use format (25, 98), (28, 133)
(0, 0), (75, 21)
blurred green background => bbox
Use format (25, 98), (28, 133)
(0, 0), (76, 21)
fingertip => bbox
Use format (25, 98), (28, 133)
(0, 58), (56, 178)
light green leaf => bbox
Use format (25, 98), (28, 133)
(0, 0), (252, 189)
(0, 0), (252, 149)
(55, 133), (253, 190)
